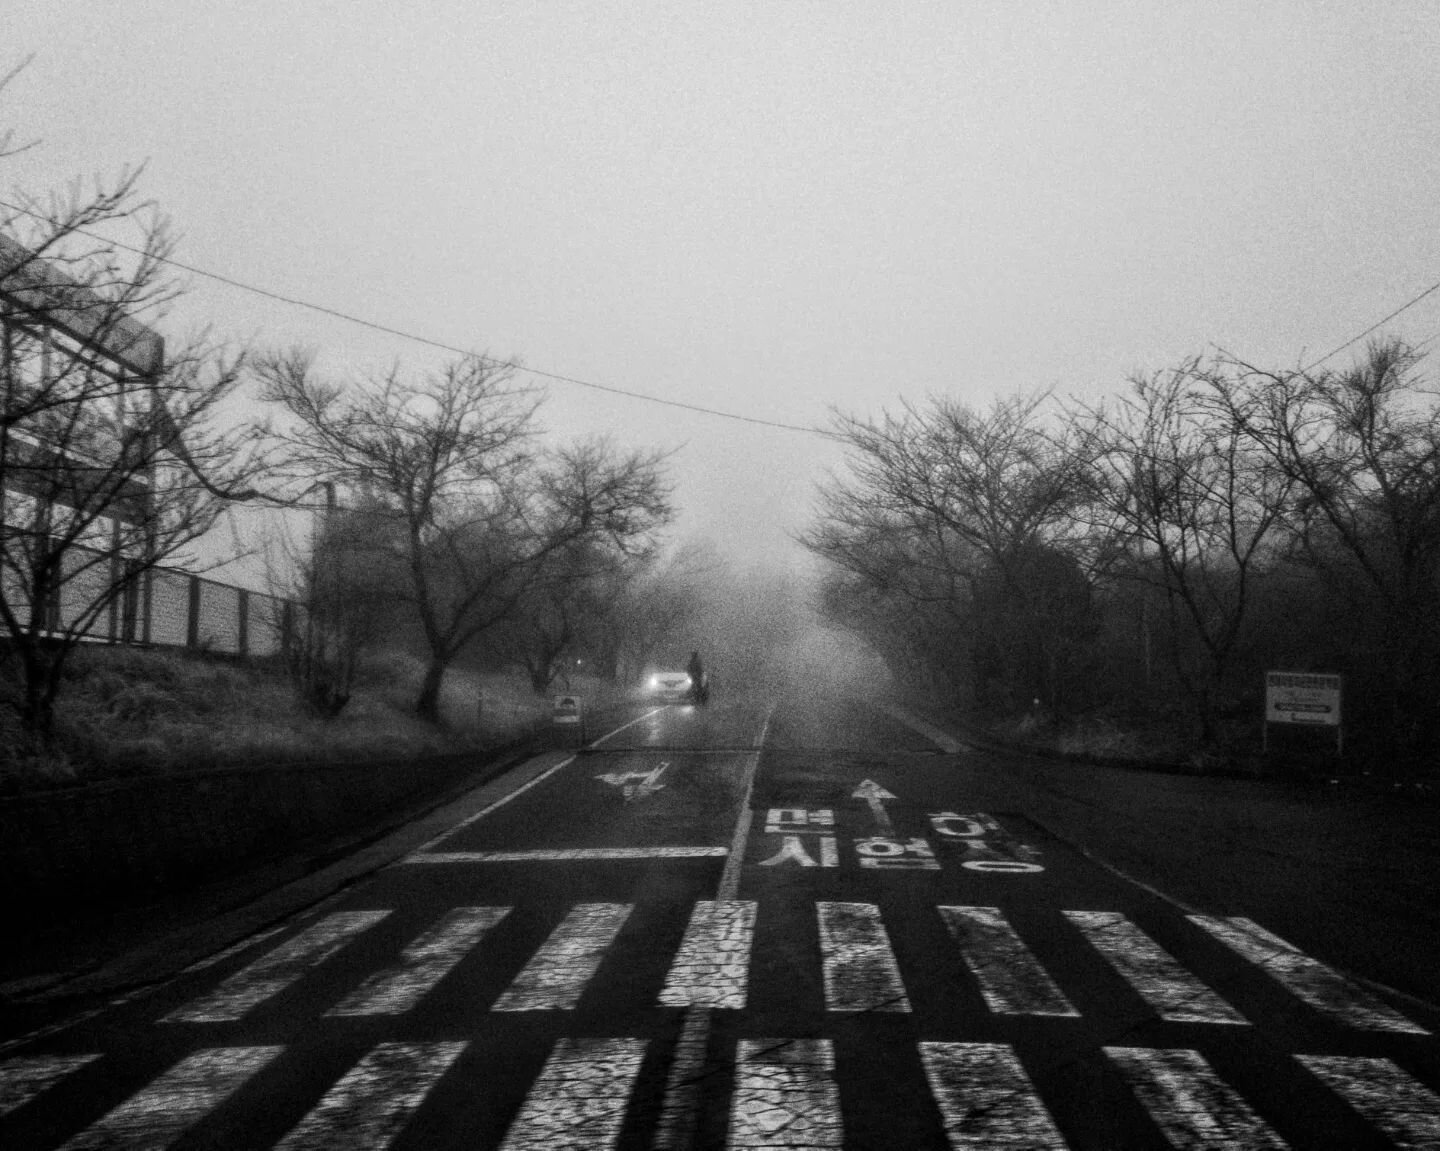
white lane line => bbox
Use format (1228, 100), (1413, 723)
(164, 910), (390, 1023)
(816, 901), (910, 1013)
(1296, 1054), (1440, 1149)
(58, 1046), (281, 1150)
(415, 707), (665, 851)
(492, 903), (633, 1011)
(327, 906), (510, 1016)
(919, 1042), (1067, 1149)
(0, 1054), (100, 1118)
(1189, 916), (1428, 1033)
(498, 1037), (648, 1150)
(729, 1039), (843, 1149)
(653, 708), (774, 1151)
(1104, 1046), (1288, 1149)
(402, 847), (728, 863)
(937, 907), (1079, 1018)
(274, 1041), (467, 1150)
(1065, 911), (1247, 1025)
(658, 900), (758, 1009)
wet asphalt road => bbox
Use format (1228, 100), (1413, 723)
(1, 689), (1437, 1148)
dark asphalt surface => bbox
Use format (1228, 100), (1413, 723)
(1, 688), (1437, 1148)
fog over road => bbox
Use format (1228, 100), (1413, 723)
(2, 688), (1437, 1148)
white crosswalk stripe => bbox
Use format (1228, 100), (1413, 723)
(938, 906), (1079, 1017)
(328, 907), (510, 1016)
(1188, 915), (1428, 1033)
(1065, 911), (1248, 1024)
(1104, 1046), (1288, 1148)
(729, 1039), (843, 1148)
(58, 1046), (281, 1150)
(1296, 1054), (1440, 1149)
(0, 1054), (100, 1118)
(275, 1041), (467, 1150)
(816, 901), (910, 1012)
(658, 899), (757, 1009)
(492, 903), (633, 1011)
(165, 910), (390, 1023)
(919, 1042), (1067, 1148)
(498, 1037), (648, 1150)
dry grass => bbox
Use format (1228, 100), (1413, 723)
(0, 645), (567, 790)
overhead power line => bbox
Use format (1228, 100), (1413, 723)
(0, 196), (833, 438)
(1302, 276), (1440, 371)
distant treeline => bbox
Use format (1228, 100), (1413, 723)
(805, 339), (1440, 763)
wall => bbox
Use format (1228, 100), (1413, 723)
(1, 744), (533, 917)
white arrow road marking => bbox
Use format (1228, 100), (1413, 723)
(1065, 911), (1248, 1024)
(1296, 1055), (1440, 1148)
(499, 1038), (648, 1150)
(851, 779), (898, 835)
(493, 903), (633, 1011)
(1104, 1047), (1288, 1148)
(729, 1039), (842, 1149)
(659, 900), (757, 1009)
(596, 761), (670, 801)
(816, 902), (910, 1013)
(327, 907), (510, 1016)
(164, 910), (390, 1023)
(0, 1054), (100, 1118)
(1189, 916), (1428, 1033)
(58, 1046), (281, 1151)
(919, 1042), (1067, 1149)
(938, 907), (1079, 1017)
(275, 1041), (467, 1151)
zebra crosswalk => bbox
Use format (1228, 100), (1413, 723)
(2, 899), (1436, 1149)
(145, 899), (1434, 1029)
(6, 1037), (1438, 1149)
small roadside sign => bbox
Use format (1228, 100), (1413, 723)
(1264, 671), (1342, 757)
(1265, 672), (1341, 726)
(552, 694), (585, 746)
(552, 695), (582, 725)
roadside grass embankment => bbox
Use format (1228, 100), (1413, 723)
(1, 645), (558, 791)
(0, 645), (621, 934)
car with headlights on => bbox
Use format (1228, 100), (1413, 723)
(644, 668), (694, 702)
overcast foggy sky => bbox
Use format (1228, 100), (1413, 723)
(8, 3), (1440, 584)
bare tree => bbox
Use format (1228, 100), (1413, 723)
(1, 176), (266, 742)
(1217, 339), (1440, 751)
(256, 351), (672, 721)
(1072, 361), (1293, 742)
(804, 393), (1098, 710)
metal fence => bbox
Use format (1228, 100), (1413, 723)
(4, 545), (293, 658)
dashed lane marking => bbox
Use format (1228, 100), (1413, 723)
(729, 1039), (843, 1149)
(57, 1046), (281, 1150)
(327, 907), (511, 1016)
(1104, 1046), (1288, 1148)
(919, 1041), (1067, 1149)
(164, 911), (389, 1024)
(274, 1041), (467, 1150)
(658, 900), (757, 1010)
(1295, 1054), (1440, 1149)
(492, 903), (633, 1012)
(1189, 915), (1430, 1033)
(0, 1055), (100, 1118)
(816, 902), (910, 1013)
(497, 1037), (647, 1150)
(1065, 911), (1248, 1025)
(937, 906), (1080, 1018)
